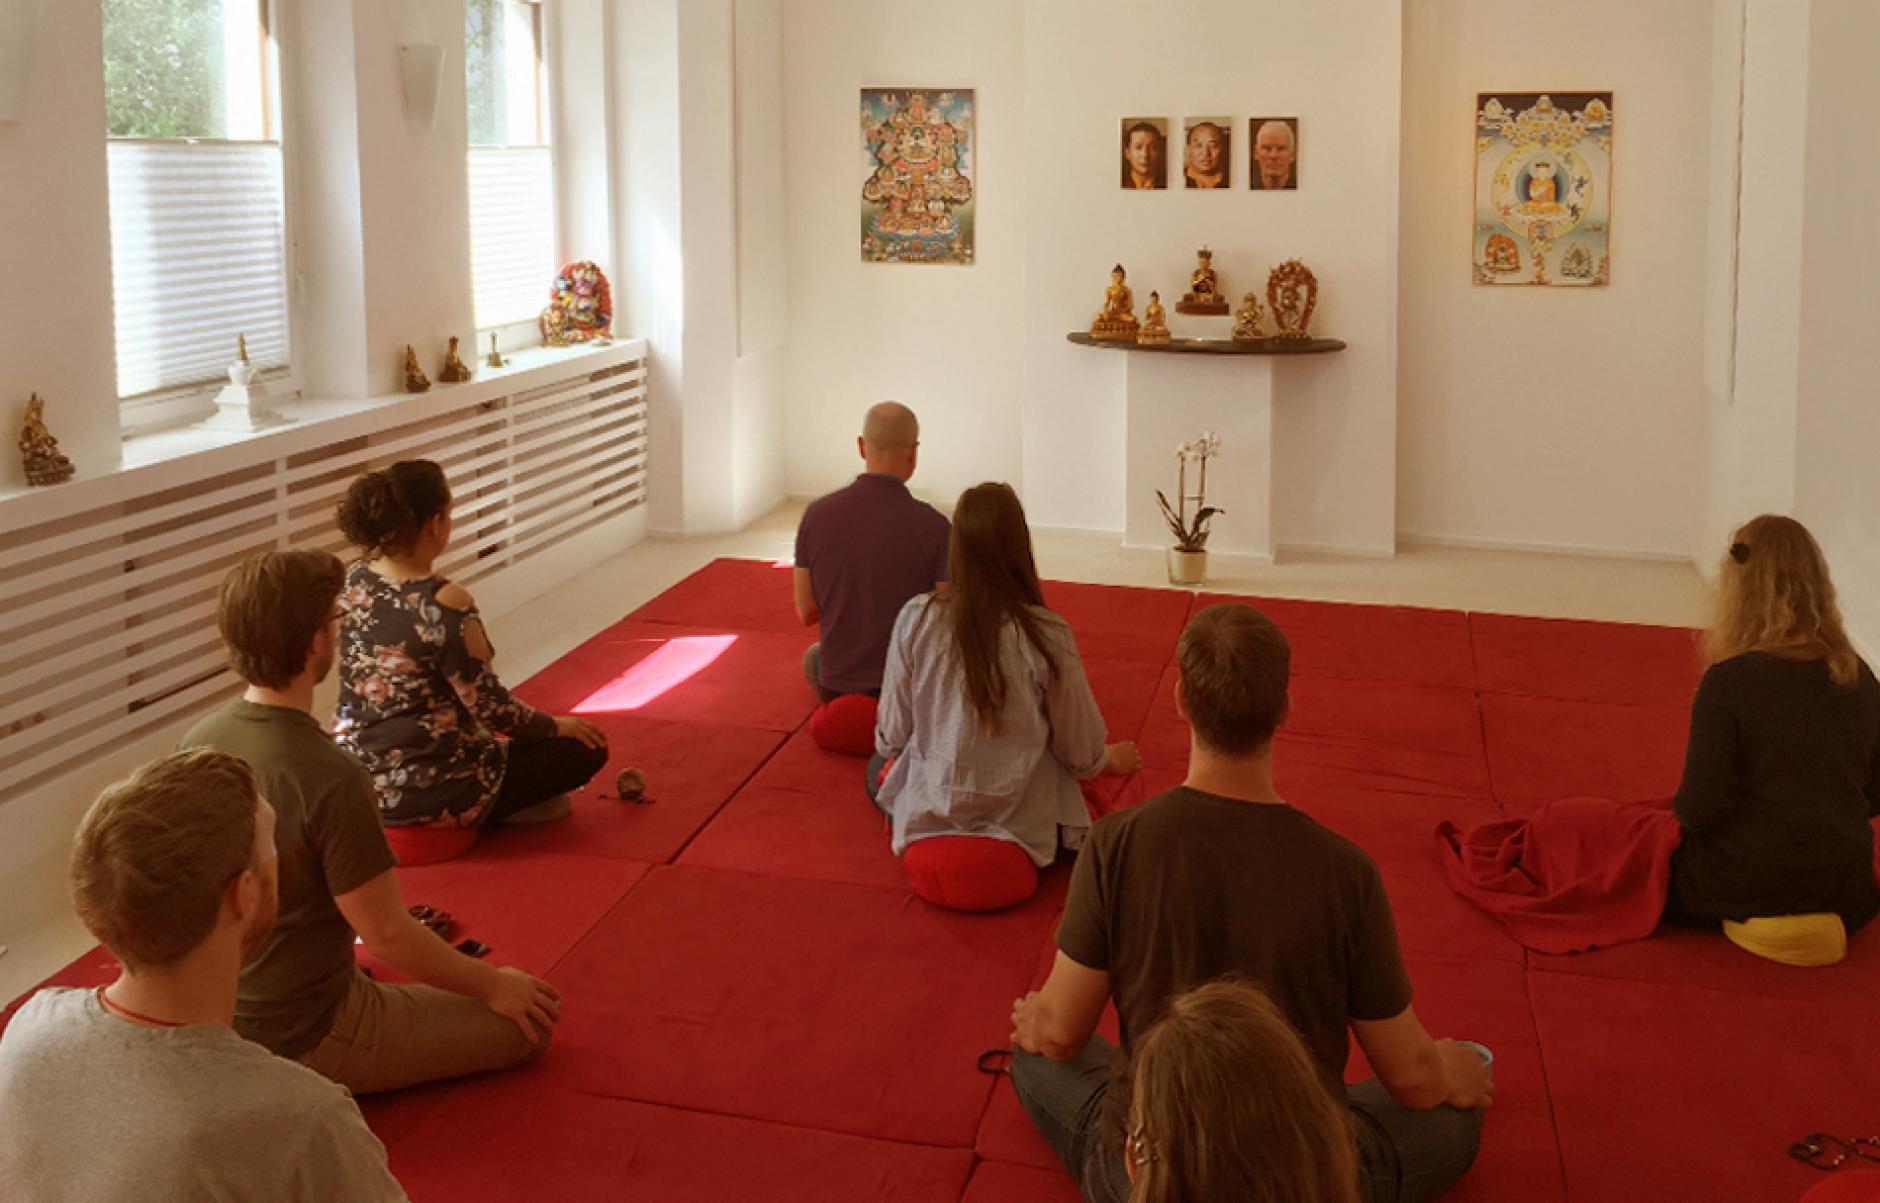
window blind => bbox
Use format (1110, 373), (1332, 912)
(469, 146), (556, 329)
(106, 140), (290, 399)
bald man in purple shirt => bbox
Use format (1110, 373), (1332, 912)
(794, 402), (952, 701)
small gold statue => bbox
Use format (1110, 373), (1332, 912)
(1176, 247), (1229, 315)
(1089, 264), (1140, 342)
(1231, 291), (1266, 342)
(237, 333), (250, 365)
(1266, 259), (1319, 341)
(1138, 291), (1172, 344)
(486, 331), (509, 370)
(438, 336), (475, 383)
(19, 393), (76, 487)
(403, 345), (432, 393)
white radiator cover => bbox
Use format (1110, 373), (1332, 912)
(0, 340), (648, 877)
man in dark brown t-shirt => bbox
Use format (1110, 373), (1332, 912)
(1009, 604), (1493, 1203)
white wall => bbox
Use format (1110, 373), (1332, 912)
(1793, 0), (1880, 653)
(779, 0), (1026, 513)
(0, 0), (119, 489)
(613, 0), (785, 535)
(1024, 0), (1402, 550)
(730, 0), (787, 528)
(1397, 0), (1714, 558)
(1699, 0), (1805, 566)
(779, 0), (1401, 548)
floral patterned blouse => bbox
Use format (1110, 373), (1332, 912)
(334, 563), (555, 826)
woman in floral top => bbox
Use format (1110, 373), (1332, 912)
(334, 460), (608, 826)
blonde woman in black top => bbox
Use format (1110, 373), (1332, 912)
(1667, 515), (1880, 932)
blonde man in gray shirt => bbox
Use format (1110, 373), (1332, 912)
(0, 750), (406, 1202)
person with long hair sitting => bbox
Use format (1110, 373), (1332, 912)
(1666, 514), (1880, 934)
(1122, 979), (1359, 1203)
(873, 483), (1138, 906)
(335, 460), (608, 828)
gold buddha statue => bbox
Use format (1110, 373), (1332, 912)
(1090, 264), (1140, 341)
(438, 336), (475, 383)
(19, 393), (76, 487)
(1138, 291), (1172, 344)
(1177, 247), (1228, 315)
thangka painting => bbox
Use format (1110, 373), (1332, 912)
(1474, 92), (1612, 286)
(861, 88), (974, 265)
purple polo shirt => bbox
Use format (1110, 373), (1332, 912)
(794, 473), (951, 695)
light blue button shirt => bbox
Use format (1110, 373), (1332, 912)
(875, 595), (1109, 865)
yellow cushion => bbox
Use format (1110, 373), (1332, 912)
(1722, 913), (1847, 967)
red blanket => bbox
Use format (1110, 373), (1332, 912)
(1435, 797), (1682, 954)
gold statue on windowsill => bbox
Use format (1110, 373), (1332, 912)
(438, 336), (475, 383)
(403, 345), (432, 393)
(1090, 264), (1140, 342)
(19, 393), (76, 487)
(1138, 291), (1172, 344)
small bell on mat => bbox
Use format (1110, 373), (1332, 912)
(614, 767), (647, 803)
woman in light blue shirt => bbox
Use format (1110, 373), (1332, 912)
(873, 482), (1140, 865)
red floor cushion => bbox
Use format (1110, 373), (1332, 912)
(810, 694), (879, 757)
(383, 823), (478, 866)
(903, 836), (1039, 912)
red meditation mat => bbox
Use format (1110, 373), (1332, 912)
(516, 620), (818, 733)
(960, 1161), (1085, 1203)
(1040, 580), (1193, 665)
(390, 1076), (975, 1202)
(356, 852), (649, 981)
(622, 556), (806, 634)
(16, 557), (1869, 1203)
(471, 713), (783, 864)
(1471, 612), (1705, 707)
(1199, 593), (1477, 689)
(536, 864), (1061, 1147)
(1530, 970), (1880, 1203)
(1482, 693), (1690, 809)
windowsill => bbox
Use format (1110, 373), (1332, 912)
(0, 338), (644, 514)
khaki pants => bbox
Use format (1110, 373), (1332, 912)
(298, 969), (545, 1095)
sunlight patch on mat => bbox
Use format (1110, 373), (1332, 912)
(573, 635), (738, 712)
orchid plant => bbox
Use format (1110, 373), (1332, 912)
(1157, 431), (1223, 552)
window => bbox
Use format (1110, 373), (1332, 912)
(102, 0), (289, 428)
(466, 0), (555, 334)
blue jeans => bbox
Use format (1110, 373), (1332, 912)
(1011, 1038), (1484, 1203)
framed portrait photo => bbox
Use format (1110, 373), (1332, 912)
(1120, 117), (1168, 190)
(1181, 117), (1231, 189)
(1248, 118), (1299, 190)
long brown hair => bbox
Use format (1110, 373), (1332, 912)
(1126, 980), (1359, 1203)
(1707, 514), (1858, 687)
(926, 482), (1057, 732)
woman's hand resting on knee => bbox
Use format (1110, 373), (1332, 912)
(1103, 741), (1142, 776)
(555, 715), (608, 749)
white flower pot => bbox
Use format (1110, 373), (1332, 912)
(1167, 547), (1208, 586)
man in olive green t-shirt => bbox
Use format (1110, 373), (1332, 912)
(180, 549), (560, 1093)
(1008, 604), (1494, 1203)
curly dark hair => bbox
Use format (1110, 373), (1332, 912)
(335, 460), (451, 559)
